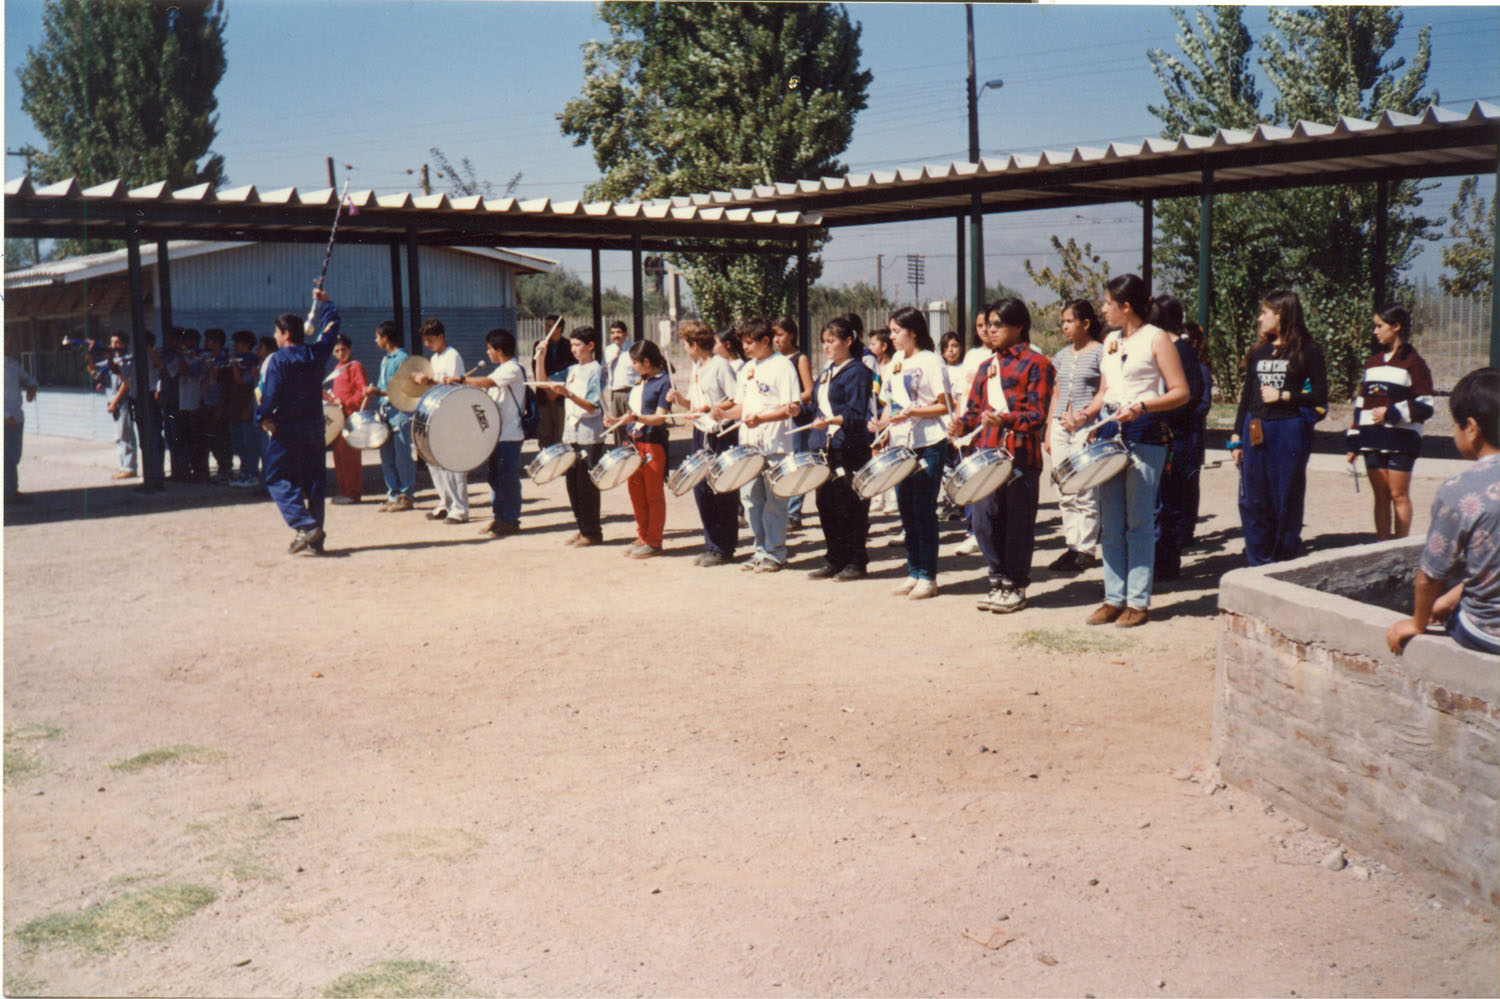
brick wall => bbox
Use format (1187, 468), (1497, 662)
(1215, 540), (1499, 915)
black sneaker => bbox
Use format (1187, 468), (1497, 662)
(1048, 550), (1082, 572)
(832, 565), (866, 581)
(808, 565), (839, 579)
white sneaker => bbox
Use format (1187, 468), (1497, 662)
(956, 536), (981, 556)
(907, 579), (939, 600)
(989, 584), (1028, 614)
(891, 577), (918, 596)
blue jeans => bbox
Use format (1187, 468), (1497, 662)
(1238, 417), (1311, 566)
(1098, 443), (1166, 609)
(895, 443), (945, 580)
(116, 403), (138, 473)
(265, 418), (325, 532)
(486, 439), (523, 526)
(229, 419), (259, 478)
(741, 468), (788, 564)
(5, 418), (22, 496)
(379, 413), (415, 499)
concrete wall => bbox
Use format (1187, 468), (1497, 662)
(1215, 539), (1499, 915)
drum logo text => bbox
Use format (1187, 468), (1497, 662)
(470, 405), (490, 431)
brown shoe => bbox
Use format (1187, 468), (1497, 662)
(388, 494), (414, 512)
(1115, 607), (1150, 628)
(1086, 603), (1124, 626)
(111, 469), (137, 480)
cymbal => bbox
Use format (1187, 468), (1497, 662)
(386, 355), (434, 412)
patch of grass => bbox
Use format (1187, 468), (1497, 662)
(106, 870), (168, 889)
(188, 806), (282, 882)
(109, 744), (225, 773)
(12, 883), (217, 954)
(278, 896), (341, 925)
(4, 722), (62, 743)
(208, 847), (275, 882)
(4, 748), (47, 785)
(371, 828), (483, 861)
(4, 972), (48, 996)
(1017, 628), (1136, 656)
(323, 960), (471, 999)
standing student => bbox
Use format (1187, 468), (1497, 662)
(773, 316), (815, 529)
(201, 328), (233, 482)
(4, 353), (38, 502)
(88, 332), (138, 480)
(362, 320), (417, 512)
(1230, 288), (1328, 566)
(866, 329), (898, 514)
(711, 317), (801, 572)
(610, 339), (673, 558)
(954, 313), (997, 555)
(603, 320), (638, 445)
(257, 290), (341, 554)
(533, 315), (571, 448)
(808, 316), (875, 580)
(1347, 303), (1435, 540)
(672, 321), (740, 566)
(450, 327), (526, 538)
(1071, 274), (1190, 627)
(323, 333), (368, 504)
(412, 319), (469, 524)
(1044, 299), (1104, 572)
(952, 299), (1054, 612)
(877, 307), (952, 600)
(1149, 294), (1206, 581)
(223, 331), (260, 487)
(540, 326), (606, 546)
(1181, 321), (1213, 543)
(714, 326), (746, 375)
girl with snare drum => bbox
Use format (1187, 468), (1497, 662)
(808, 317), (876, 580)
(672, 321), (740, 566)
(1043, 300), (1103, 572)
(610, 340), (674, 558)
(878, 307), (953, 600)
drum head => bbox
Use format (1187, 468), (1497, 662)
(708, 447), (766, 493)
(323, 404), (345, 447)
(343, 412), (390, 450)
(1062, 450), (1129, 493)
(853, 449), (917, 499)
(414, 385), (501, 471)
(590, 446), (641, 490)
(768, 454), (831, 498)
(528, 443), (577, 485)
(944, 449), (1013, 506)
(667, 450), (714, 496)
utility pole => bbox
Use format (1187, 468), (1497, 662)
(325, 156), (337, 189)
(876, 253), (884, 314)
(420, 163), (431, 196)
(966, 5), (985, 325)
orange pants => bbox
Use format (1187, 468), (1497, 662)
(626, 442), (667, 547)
(331, 435), (363, 499)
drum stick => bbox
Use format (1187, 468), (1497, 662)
(1350, 462), (1361, 493)
(305, 178), (352, 335)
(787, 423), (819, 435)
(711, 419), (741, 437)
(947, 424), (985, 448)
(463, 360), (488, 377)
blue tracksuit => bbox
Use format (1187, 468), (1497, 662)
(256, 301), (341, 532)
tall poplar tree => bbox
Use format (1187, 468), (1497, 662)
(559, 1), (871, 326)
(19, 0), (227, 215)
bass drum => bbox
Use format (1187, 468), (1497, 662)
(589, 445), (642, 491)
(323, 403), (345, 447)
(943, 448), (1015, 506)
(413, 384), (501, 471)
(342, 410), (390, 450)
(666, 449), (715, 497)
(526, 442), (577, 485)
(1051, 437), (1129, 494)
(706, 445), (766, 494)
(766, 451), (830, 498)
(851, 446), (917, 499)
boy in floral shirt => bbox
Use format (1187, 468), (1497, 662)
(1388, 367), (1500, 656)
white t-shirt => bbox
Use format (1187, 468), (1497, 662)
(429, 345), (463, 381)
(487, 357), (526, 442)
(604, 341), (639, 391)
(1101, 324), (1166, 410)
(961, 347), (991, 408)
(561, 360), (603, 444)
(689, 355), (736, 432)
(886, 349), (951, 449)
(734, 350), (800, 453)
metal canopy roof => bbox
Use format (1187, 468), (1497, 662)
(659, 101), (1500, 227)
(2, 177), (822, 253)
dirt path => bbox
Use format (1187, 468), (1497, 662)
(4, 437), (1494, 998)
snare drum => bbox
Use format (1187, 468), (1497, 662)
(706, 445), (766, 494)
(413, 384), (501, 471)
(766, 451), (830, 498)
(342, 410), (390, 450)
(943, 448), (1015, 506)
(589, 444), (642, 490)
(526, 442), (577, 485)
(666, 449), (715, 497)
(851, 446), (917, 499)
(1051, 437), (1129, 494)
(323, 403), (345, 447)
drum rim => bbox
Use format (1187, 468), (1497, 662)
(707, 448), (766, 491)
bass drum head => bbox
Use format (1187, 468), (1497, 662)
(767, 453), (830, 498)
(589, 445), (642, 490)
(323, 403), (345, 447)
(667, 450), (715, 497)
(852, 447), (917, 499)
(343, 411), (390, 450)
(944, 449), (1013, 506)
(527, 443), (577, 485)
(707, 446), (766, 494)
(413, 384), (501, 471)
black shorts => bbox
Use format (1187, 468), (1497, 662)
(1361, 450), (1416, 474)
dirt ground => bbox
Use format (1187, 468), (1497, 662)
(3, 431), (1495, 998)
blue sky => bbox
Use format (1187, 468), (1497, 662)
(6, 2), (1497, 305)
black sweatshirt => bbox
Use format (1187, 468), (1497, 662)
(1233, 339), (1328, 434)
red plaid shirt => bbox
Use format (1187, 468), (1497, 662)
(954, 344), (1055, 469)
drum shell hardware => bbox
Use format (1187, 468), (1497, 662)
(765, 451), (830, 498)
(943, 447), (1017, 506)
(1051, 437), (1130, 494)
(589, 445), (643, 491)
(526, 443), (577, 485)
(706, 445), (767, 494)
(666, 449), (716, 497)
(851, 446), (918, 499)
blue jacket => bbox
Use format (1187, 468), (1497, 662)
(810, 359), (874, 451)
(255, 300), (341, 426)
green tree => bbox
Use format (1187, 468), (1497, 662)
(1147, 5), (1438, 398)
(559, 1), (871, 327)
(428, 147), (521, 200)
(1439, 176), (1494, 296)
(1024, 235), (1114, 307)
(5, 238), (42, 271)
(515, 268), (665, 321)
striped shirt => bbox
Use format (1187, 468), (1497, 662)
(1347, 344), (1435, 459)
(1050, 341), (1102, 416)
